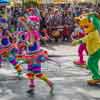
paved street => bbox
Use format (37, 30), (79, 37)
(0, 44), (100, 100)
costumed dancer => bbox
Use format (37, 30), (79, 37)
(71, 22), (88, 66)
(0, 28), (22, 79)
(0, 26), (4, 67)
(0, 6), (22, 78)
(0, 15), (8, 67)
(18, 15), (54, 94)
(72, 13), (100, 85)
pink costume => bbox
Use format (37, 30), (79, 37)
(72, 31), (88, 65)
(25, 30), (40, 53)
(18, 15), (53, 94)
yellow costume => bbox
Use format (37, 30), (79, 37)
(72, 13), (100, 85)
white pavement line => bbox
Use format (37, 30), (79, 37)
(0, 69), (15, 76)
(49, 77), (65, 81)
(74, 87), (100, 98)
(64, 70), (88, 75)
(23, 74), (66, 81)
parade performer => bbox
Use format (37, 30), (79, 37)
(72, 22), (88, 66)
(18, 15), (54, 94)
(0, 28), (22, 79)
(0, 26), (4, 67)
(72, 13), (100, 85)
(0, 6), (23, 79)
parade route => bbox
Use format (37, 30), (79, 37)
(0, 44), (99, 100)
(0, 0), (100, 99)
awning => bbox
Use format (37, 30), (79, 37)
(53, 0), (65, 4)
